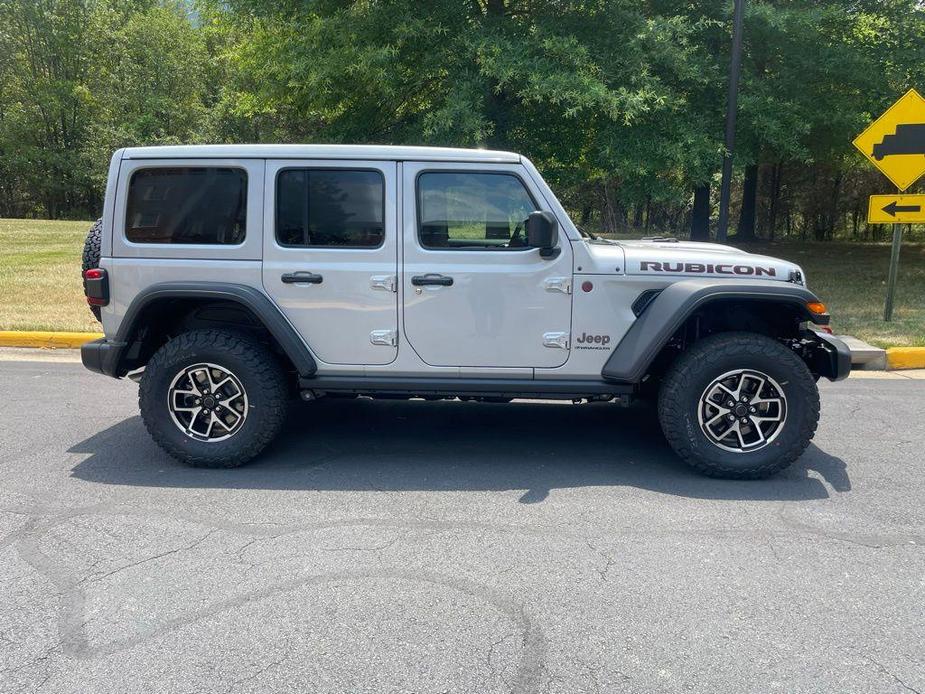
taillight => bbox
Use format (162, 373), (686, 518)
(83, 267), (109, 306)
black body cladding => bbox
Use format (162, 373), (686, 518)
(80, 282), (317, 378)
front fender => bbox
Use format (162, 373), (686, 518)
(601, 278), (828, 383)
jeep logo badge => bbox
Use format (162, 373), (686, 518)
(575, 332), (611, 350)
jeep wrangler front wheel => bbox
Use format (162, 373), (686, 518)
(657, 332), (820, 479)
(139, 329), (289, 467)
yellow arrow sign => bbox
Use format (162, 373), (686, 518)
(868, 194), (925, 223)
(853, 88), (925, 191)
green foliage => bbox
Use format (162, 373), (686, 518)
(1, 0), (924, 239)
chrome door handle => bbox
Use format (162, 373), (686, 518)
(411, 273), (453, 287)
(281, 272), (323, 285)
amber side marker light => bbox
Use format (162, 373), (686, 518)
(806, 301), (828, 315)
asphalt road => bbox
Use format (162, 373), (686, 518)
(1, 357), (923, 694)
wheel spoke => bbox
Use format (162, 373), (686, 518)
(220, 407), (241, 426)
(205, 411), (221, 437)
(747, 375), (766, 399)
(173, 387), (200, 397)
(186, 408), (206, 435)
(733, 422), (746, 448)
(189, 367), (211, 391)
(206, 368), (222, 392)
(750, 419), (767, 444)
(212, 375), (234, 392)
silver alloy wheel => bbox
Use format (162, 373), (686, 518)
(167, 363), (249, 442)
(697, 369), (787, 453)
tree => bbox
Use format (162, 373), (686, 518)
(1, 0), (924, 231)
(0, 0), (104, 216)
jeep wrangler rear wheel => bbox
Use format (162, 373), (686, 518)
(657, 332), (819, 479)
(139, 329), (289, 468)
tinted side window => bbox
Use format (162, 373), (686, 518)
(417, 172), (536, 250)
(126, 168), (247, 244)
(276, 169), (385, 248)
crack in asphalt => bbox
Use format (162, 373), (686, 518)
(77, 528), (219, 585)
(862, 655), (923, 694)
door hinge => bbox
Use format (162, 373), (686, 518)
(370, 275), (397, 292)
(543, 332), (570, 349)
(544, 277), (572, 294)
(370, 329), (398, 347)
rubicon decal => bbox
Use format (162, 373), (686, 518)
(575, 332), (611, 350)
(640, 261), (776, 277)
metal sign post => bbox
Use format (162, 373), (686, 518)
(884, 222), (903, 321)
(853, 88), (925, 322)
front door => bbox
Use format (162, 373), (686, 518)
(401, 162), (573, 368)
(263, 160), (398, 365)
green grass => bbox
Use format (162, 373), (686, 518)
(0, 218), (922, 347)
(0, 218), (101, 333)
(738, 240), (925, 348)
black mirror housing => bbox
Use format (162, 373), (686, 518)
(527, 210), (558, 256)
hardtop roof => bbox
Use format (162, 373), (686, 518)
(121, 144), (521, 163)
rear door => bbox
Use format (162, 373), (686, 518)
(401, 162), (573, 368)
(262, 160), (398, 365)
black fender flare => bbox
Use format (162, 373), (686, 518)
(105, 282), (316, 377)
(601, 278), (829, 383)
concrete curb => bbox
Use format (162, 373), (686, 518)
(887, 347), (925, 371)
(0, 331), (102, 349)
(837, 335), (887, 371)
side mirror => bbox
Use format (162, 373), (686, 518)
(526, 210), (559, 258)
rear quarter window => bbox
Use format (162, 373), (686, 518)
(125, 167), (247, 244)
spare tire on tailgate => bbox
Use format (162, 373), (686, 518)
(82, 218), (103, 322)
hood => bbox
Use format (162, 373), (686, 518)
(582, 238), (804, 284)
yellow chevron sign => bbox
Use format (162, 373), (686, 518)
(853, 89), (925, 191)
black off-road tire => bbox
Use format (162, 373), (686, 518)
(657, 331), (820, 479)
(139, 329), (289, 468)
(82, 218), (103, 322)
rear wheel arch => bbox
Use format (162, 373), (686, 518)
(113, 283), (317, 378)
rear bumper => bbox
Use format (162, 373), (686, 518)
(812, 332), (852, 381)
(80, 338), (126, 378)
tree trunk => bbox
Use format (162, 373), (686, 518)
(601, 181), (620, 233)
(736, 164), (758, 239)
(632, 203), (643, 229)
(486, 0), (505, 15)
(483, 0), (508, 149)
(690, 183), (711, 241)
(765, 163), (783, 241)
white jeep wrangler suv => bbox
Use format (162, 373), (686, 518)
(80, 145), (850, 478)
